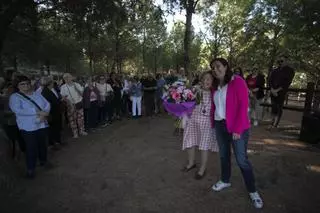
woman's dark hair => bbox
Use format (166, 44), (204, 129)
(156, 73), (162, 80)
(14, 75), (30, 87)
(234, 67), (244, 78)
(210, 58), (233, 89)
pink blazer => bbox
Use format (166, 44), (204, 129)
(211, 75), (250, 134)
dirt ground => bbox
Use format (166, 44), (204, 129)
(0, 110), (320, 213)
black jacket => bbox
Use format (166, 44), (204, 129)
(41, 87), (62, 125)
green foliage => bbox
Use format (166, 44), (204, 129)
(0, 0), (319, 81)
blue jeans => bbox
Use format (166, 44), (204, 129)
(20, 128), (48, 172)
(214, 120), (256, 192)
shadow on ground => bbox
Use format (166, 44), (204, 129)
(0, 114), (319, 213)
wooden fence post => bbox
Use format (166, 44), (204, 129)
(303, 82), (315, 116)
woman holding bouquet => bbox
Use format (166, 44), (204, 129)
(210, 58), (263, 209)
(182, 71), (218, 180)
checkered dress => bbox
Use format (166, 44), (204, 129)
(182, 90), (218, 152)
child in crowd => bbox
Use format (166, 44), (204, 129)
(182, 71), (218, 180)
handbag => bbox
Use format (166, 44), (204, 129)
(17, 92), (51, 121)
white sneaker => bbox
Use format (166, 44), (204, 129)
(80, 131), (88, 136)
(249, 192), (263, 209)
(212, 180), (231, 192)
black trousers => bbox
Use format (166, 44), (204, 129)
(105, 99), (113, 122)
(84, 101), (99, 129)
(271, 92), (286, 127)
(144, 92), (155, 116)
(122, 93), (131, 116)
(98, 101), (107, 124)
(48, 114), (62, 145)
(20, 128), (48, 172)
(113, 96), (122, 117)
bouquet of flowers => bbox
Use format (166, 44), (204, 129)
(162, 84), (200, 118)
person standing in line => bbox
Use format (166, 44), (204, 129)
(130, 76), (142, 119)
(122, 75), (132, 117)
(210, 58), (263, 209)
(155, 73), (166, 114)
(246, 68), (265, 126)
(105, 79), (114, 124)
(60, 73), (87, 138)
(41, 77), (63, 149)
(142, 74), (157, 117)
(109, 72), (122, 120)
(9, 75), (51, 179)
(268, 55), (295, 129)
(83, 77), (100, 132)
(182, 71), (218, 180)
(96, 75), (108, 126)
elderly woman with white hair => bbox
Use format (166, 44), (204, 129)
(60, 73), (87, 138)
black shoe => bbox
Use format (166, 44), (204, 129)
(26, 171), (35, 179)
(40, 162), (54, 170)
(181, 164), (197, 172)
(194, 170), (206, 180)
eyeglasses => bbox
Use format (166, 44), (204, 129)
(18, 82), (30, 86)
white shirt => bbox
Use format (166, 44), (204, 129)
(95, 83), (107, 101)
(60, 83), (84, 104)
(106, 83), (113, 93)
(214, 84), (228, 120)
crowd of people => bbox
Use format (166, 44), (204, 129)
(0, 69), (188, 177)
(0, 55), (296, 210)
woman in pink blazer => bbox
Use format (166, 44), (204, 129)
(210, 58), (263, 209)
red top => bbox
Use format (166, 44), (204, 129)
(246, 75), (257, 90)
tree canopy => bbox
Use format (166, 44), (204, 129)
(0, 0), (319, 84)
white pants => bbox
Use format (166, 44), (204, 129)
(131, 96), (142, 116)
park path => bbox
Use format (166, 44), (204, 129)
(0, 114), (319, 213)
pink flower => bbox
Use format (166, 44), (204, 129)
(187, 92), (194, 100)
(172, 92), (181, 100)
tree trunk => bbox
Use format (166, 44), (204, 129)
(154, 48), (157, 75)
(46, 59), (50, 75)
(114, 33), (120, 73)
(0, 0), (34, 73)
(184, 2), (193, 81)
(13, 55), (18, 71)
(142, 28), (146, 74)
(66, 56), (71, 73)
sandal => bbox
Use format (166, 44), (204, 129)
(194, 170), (206, 180)
(181, 164), (196, 172)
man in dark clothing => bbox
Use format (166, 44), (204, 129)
(142, 75), (157, 116)
(268, 55), (295, 128)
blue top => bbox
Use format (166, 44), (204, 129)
(130, 82), (142, 97)
(9, 92), (51, 132)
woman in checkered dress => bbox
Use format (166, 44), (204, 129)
(182, 71), (218, 180)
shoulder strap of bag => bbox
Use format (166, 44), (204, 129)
(17, 92), (43, 111)
(66, 85), (76, 104)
